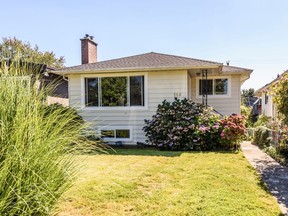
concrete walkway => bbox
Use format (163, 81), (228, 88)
(241, 141), (288, 215)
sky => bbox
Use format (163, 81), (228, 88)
(1, 0), (287, 90)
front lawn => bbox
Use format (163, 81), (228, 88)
(58, 149), (281, 215)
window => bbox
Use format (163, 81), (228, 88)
(85, 76), (144, 107)
(265, 93), (269, 104)
(101, 129), (130, 139)
(199, 79), (213, 95)
(130, 76), (144, 106)
(85, 78), (99, 106)
(101, 130), (115, 138)
(101, 77), (127, 106)
(199, 78), (228, 95)
(214, 79), (228, 95)
(116, 130), (130, 138)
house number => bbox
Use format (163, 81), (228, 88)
(174, 92), (181, 97)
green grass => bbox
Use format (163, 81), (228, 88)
(58, 149), (282, 216)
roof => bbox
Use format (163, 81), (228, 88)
(256, 71), (287, 94)
(52, 52), (253, 75)
(222, 65), (252, 73)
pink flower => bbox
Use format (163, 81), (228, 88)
(199, 125), (210, 133)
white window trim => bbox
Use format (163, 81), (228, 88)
(99, 126), (133, 142)
(80, 72), (148, 110)
(196, 75), (231, 99)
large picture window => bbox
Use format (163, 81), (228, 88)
(101, 77), (127, 106)
(199, 78), (228, 96)
(85, 76), (144, 107)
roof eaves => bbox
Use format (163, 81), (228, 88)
(223, 69), (253, 74)
(53, 64), (222, 75)
(255, 72), (287, 94)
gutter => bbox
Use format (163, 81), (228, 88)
(52, 65), (222, 76)
(239, 69), (253, 86)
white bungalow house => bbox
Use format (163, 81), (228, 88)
(255, 72), (286, 120)
(53, 35), (253, 145)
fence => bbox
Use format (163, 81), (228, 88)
(247, 127), (282, 146)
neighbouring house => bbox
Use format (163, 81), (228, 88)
(44, 67), (69, 106)
(53, 34), (253, 145)
(0, 60), (68, 106)
(255, 72), (286, 120)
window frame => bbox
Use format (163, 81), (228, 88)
(100, 127), (132, 141)
(196, 76), (231, 99)
(81, 73), (148, 110)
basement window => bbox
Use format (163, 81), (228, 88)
(101, 129), (131, 140)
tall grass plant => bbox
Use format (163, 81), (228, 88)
(0, 62), (92, 215)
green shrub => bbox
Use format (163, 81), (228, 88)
(0, 63), (95, 215)
(195, 108), (222, 150)
(219, 114), (246, 150)
(143, 98), (203, 150)
(253, 115), (272, 128)
(264, 146), (278, 158)
(246, 128), (254, 141)
(241, 105), (253, 127)
(253, 126), (272, 148)
(143, 98), (249, 151)
(143, 98), (222, 150)
(277, 143), (288, 158)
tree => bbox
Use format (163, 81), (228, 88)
(241, 88), (255, 99)
(0, 37), (65, 68)
(271, 71), (288, 124)
(241, 88), (255, 105)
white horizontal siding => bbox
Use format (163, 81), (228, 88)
(191, 75), (241, 116)
(68, 70), (188, 145)
(68, 75), (82, 109)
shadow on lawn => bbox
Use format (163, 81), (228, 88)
(103, 146), (239, 157)
(253, 159), (288, 215)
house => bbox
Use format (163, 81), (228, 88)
(44, 67), (69, 106)
(53, 34), (253, 145)
(255, 72), (286, 120)
(0, 59), (68, 106)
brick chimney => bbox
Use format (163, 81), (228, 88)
(80, 34), (97, 64)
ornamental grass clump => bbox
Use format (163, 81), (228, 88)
(0, 62), (91, 215)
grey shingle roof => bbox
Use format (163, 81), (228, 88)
(222, 65), (252, 73)
(54, 52), (222, 73)
(53, 52), (252, 75)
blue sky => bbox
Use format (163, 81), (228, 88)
(1, 0), (287, 90)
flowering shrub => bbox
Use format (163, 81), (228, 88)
(143, 98), (221, 150)
(143, 98), (247, 151)
(219, 114), (246, 149)
(194, 108), (222, 150)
